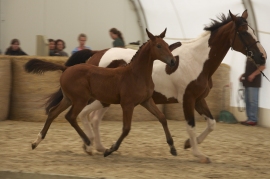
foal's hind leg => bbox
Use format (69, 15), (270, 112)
(32, 97), (71, 149)
(104, 104), (134, 157)
(183, 94), (210, 163)
(66, 100), (94, 154)
(184, 99), (216, 149)
(141, 98), (177, 156)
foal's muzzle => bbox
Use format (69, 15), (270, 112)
(169, 59), (176, 67)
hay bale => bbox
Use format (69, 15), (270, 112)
(164, 63), (230, 121)
(103, 104), (164, 121)
(0, 57), (11, 121)
(9, 56), (68, 122)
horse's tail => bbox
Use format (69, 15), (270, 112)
(24, 59), (67, 74)
(65, 49), (98, 66)
(44, 88), (63, 114)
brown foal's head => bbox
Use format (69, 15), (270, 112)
(146, 28), (176, 67)
(229, 10), (267, 65)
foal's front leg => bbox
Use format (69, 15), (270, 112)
(184, 99), (216, 149)
(141, 98), (177, 156)
(103, 104), (134, 157)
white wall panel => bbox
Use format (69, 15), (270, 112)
(0, 0), (142, 55)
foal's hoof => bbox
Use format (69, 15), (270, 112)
(31, 143), (37, 150)
(199, 157), (211, 164)
(184, 139), (191, 149)
(104, 149), (112, 157)
(170, 147), (177, 156)
(82, 144), (93, 156)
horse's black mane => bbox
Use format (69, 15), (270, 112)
(204, 13), (232, 32)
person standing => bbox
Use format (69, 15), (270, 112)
(48, 39), (56, 56)
(54, 39), (68, 56)
(5, 39), (28, 55)
(109, 28), (125, 47)
(240, 58), (266, 126)
(71, 33), (91, 55)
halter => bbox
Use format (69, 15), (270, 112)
(231, 22), (269, 82)
(230, 23), (260, 58)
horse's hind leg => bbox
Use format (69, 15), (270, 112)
(104, 104), (134, 157)
(184, 99), (216, 149)
(78, 101), (106, 154)
(183, 94), (210, 163)
(141, 98), (177, 156)
(90, 107), (109, 152)
(32, 97), (71, 150)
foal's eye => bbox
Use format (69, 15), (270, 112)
(157, 44), (161, 48)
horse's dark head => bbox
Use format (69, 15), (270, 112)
(229, 10), (267, 66)
(146, 28), (176, 67)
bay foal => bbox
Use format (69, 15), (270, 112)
(28, 29), (177, 157)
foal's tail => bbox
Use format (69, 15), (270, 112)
(25, 59), (67, 74)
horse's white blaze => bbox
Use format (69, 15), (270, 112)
(99, 48), (136, 67)
(153, 31), (211, 103)
(247, 27), (267, 59)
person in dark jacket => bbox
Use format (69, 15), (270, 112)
(48, 39), (56, 56)
(239, 58), (266, 126)
(54, 39), (68, 56)
(109, 28), (125, 47)
(5, 39), (27, 55)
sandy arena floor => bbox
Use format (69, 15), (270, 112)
(0, 120), (270, 179)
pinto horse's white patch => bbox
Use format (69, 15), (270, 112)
(247, 27), (267, 59)
(153, 32), (211, 103)
(99, 48), (136, 67)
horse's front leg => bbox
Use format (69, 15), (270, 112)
(90, 107), (109, 153)
(103, 104), (134, 157)
(141, 98), (177, 156)
(183, 94), (211, 163)
(184, 99), (216, 149)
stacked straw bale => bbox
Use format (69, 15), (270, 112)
(9, 56), (68, 122)
(0, 57), (11, 121)
(164, 63), (231, 121)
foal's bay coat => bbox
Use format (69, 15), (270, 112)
(27, 29), (178, 157)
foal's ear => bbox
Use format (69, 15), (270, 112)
(241, 9), (248, 19)
(229, 10), (237, 22)
(159, 28), (167, 38)
(146, 28), (155, 41)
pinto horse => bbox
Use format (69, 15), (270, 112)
(26, 29), (177, 157)
(26, 10), (267, 163)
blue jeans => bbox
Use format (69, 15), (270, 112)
(245, 87), (259, 122)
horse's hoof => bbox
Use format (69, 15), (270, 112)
(199, 157), (211, 164)
(184, 139), (191, 149)
(104, 149), (112, 157)
(82, 144), (93, 155)
(31, 143), (37, 150)
(170, 147), (177, 156)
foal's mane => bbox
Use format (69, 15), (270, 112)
(128, 35), (164, 65)
(204, 13), (232, 32)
